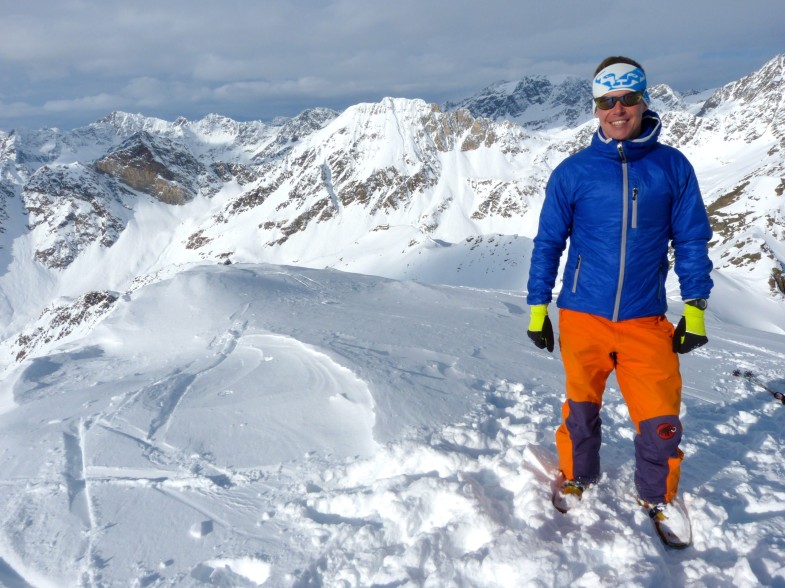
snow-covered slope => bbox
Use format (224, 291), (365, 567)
(0, 264), (783, 586)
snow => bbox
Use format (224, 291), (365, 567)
(0, 262), (784, 586)
(0, 56), (784, 586)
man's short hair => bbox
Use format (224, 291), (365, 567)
(594, 56), (645, 77)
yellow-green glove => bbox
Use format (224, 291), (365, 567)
(527, 304), (554, 353)
(672, 303), (708, 354)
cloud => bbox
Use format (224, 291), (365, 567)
(0, 100), (39, 120)
(43, 93), (127, 113)
(0, 0), (783, 130)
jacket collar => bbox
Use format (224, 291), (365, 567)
(593, 110), (662, 159)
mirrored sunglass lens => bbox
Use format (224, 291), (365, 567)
(595, 92), (642, 110)
(595, 97), (614, 110)
(621, 92), (643, 106)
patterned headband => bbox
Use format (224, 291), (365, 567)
(593, 63), (651, 104)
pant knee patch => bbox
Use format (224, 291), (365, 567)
(565, 400), (602, 482)
(635, 415), (683, 502)
(637, 416), (682, 459)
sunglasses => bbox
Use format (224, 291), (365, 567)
(594, 91), (644, 110)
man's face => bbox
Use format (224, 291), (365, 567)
(595, 90), (646, 141)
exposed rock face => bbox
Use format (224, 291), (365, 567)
(13, 291), (119, 361)
(23, 163), (131, 268)
(95, 131), (217, 205)
(698, 54), (785, 145)
(685, 55), (785, 296)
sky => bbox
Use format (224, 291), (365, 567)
(1, 0), (784, 131)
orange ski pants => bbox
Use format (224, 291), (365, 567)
(555, 309), (684, 503)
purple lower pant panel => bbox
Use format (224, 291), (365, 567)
(634, 415), (683, 503)
(566, 399), (602, 484)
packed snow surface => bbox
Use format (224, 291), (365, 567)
(0, 263), (783, 587)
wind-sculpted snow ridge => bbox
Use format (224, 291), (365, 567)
(0, 264), (783, 586)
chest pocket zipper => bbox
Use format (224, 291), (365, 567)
(571, 255), (582, 293)
(632, 187), (638, 228)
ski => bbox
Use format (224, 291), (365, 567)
(526, 445), (692, 546)
(639, 497), (692, 549)
(552, 477), (587, 514)
(733, 369), (785, 404)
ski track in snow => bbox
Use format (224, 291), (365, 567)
(0, 266), (783, 586)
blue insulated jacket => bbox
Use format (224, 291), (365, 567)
(526, 111), (713, 321)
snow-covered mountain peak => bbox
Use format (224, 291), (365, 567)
(1, 55), (784, 361)
(647, 83), (687, 113)
(95, 111), (170, 135)
(181, 113), (247, 142)
(698, 54), (785, 134)
(444, 74), (594, 130)
(251, 107), (338, 162)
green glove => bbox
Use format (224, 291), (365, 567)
(672, 304), (708, 354)
(527, 304), (554, 353)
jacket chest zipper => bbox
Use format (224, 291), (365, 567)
(613, 143), (629, 322)
(632, 187), (638, 228)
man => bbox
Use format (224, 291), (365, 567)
(525, 56), (713, 548)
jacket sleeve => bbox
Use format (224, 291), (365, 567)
(526, 167), (574, 305)
(670, 158), (714, 300)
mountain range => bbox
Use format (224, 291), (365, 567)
(1, 54), (784, 366)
